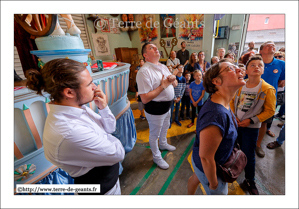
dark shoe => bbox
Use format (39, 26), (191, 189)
(140, 115), (146, 120)
(255, 146), (265, 158)
(169, 123), (172, 129)
(244, 179), (259, 195)
(174, 120), (181, 126)
(180, 117), (185, 121)
(266, 130), (275, 137)
(186, 116), (191, 120)
(274, 113), (282, 119)
(280, 115), (285, 121)
(267, 141), (281, 149)
(277, 123), (284, 128)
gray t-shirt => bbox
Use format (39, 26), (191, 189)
(236, 80), (262, 128)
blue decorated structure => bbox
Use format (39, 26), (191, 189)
(14, 58), (136, 194)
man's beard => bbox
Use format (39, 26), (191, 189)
(75, 89), (93, 107)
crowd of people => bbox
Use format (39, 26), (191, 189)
(25, 39), (284, 196)
(135, 40), (285, 195)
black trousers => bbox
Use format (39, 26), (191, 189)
(191, 104), (202, 123)
(73, 163), (119, 195)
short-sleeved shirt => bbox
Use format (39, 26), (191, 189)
(192, 99), (238, 172)
(189, 81), (205, 106)
(136, 61), (174, 102)
(166, 58), (180, 67)
(261, 58), (285, 95)
(176, 49), (190, 65)
(135, 66), (141, 71)
(241, 49), (258, 56)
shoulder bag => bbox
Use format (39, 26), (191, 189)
(216, 110), (247, 183)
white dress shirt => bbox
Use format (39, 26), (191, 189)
(43, 104), (125, 177)
(136, 61), (174, 102)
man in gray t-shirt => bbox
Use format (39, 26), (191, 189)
(241, 41), (258, 56)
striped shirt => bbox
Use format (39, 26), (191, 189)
(174, 76), (186, 99)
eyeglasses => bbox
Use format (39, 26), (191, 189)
(264, 44), (276, 48)
(274, 55), (283, 58)
(219, 65), (245, 75)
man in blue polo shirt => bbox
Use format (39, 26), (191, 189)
(255, 41), (285, 158)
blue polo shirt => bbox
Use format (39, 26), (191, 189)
(261, 58), (285, 95)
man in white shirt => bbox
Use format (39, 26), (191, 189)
(136, 42), (178, 169)
(26, 58), (125, 195)
(166, 50), (180, 69)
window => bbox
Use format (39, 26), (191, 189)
(264, 17), (269, 24)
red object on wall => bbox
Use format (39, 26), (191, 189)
(14, 19), (39, 74)
(247, 15), (285, 31)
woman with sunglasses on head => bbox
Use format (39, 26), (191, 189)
(187, 58), (246, 195)
(185, 52), (202, 82)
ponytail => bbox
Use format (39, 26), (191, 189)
(26, 69), (45, 95)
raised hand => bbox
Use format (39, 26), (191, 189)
(160, 74), (173, 89)
(167, 74), (176, 83)
(94, 87), (108, 110)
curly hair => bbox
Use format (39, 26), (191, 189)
(26, 58), (86, 103)
(241, 51), (255, 66)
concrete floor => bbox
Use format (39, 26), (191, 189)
(119, 92), (285, 195)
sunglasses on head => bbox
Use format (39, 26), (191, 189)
(274, 55), (283, 58)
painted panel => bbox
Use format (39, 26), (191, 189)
(29, 101), (47, 144)
(14, 108), (37, 157)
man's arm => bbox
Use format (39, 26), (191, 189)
(139, 74), (173, 104)
(184, 60), (189, 66)
(60, 127), (125, 168)
(278, 80), (285, 87)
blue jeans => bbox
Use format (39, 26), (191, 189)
(237, 127), (259, 181)
(191, 155), (228, 195)
(278, 103), (285, 116)
(170, 100), (181, 123)
(180, 95), (190, 119)
(276, 124), (285, 145)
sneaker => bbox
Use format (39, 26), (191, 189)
(280, 115), (285, 121)
(174, 120), (182, 126)
(244, 179), (259, 195)
(140, 115), (146, 120)
(255, 146), (265, 158)
(153, 158), (169, 169)
(160, 143), (176, 151)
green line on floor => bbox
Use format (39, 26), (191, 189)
(127, 91), (136, 95)
(255, 178), (273, 195)
(158, 137), (195, 195)
(134, 143), (151, 149)
(130, 150), (168, 195)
